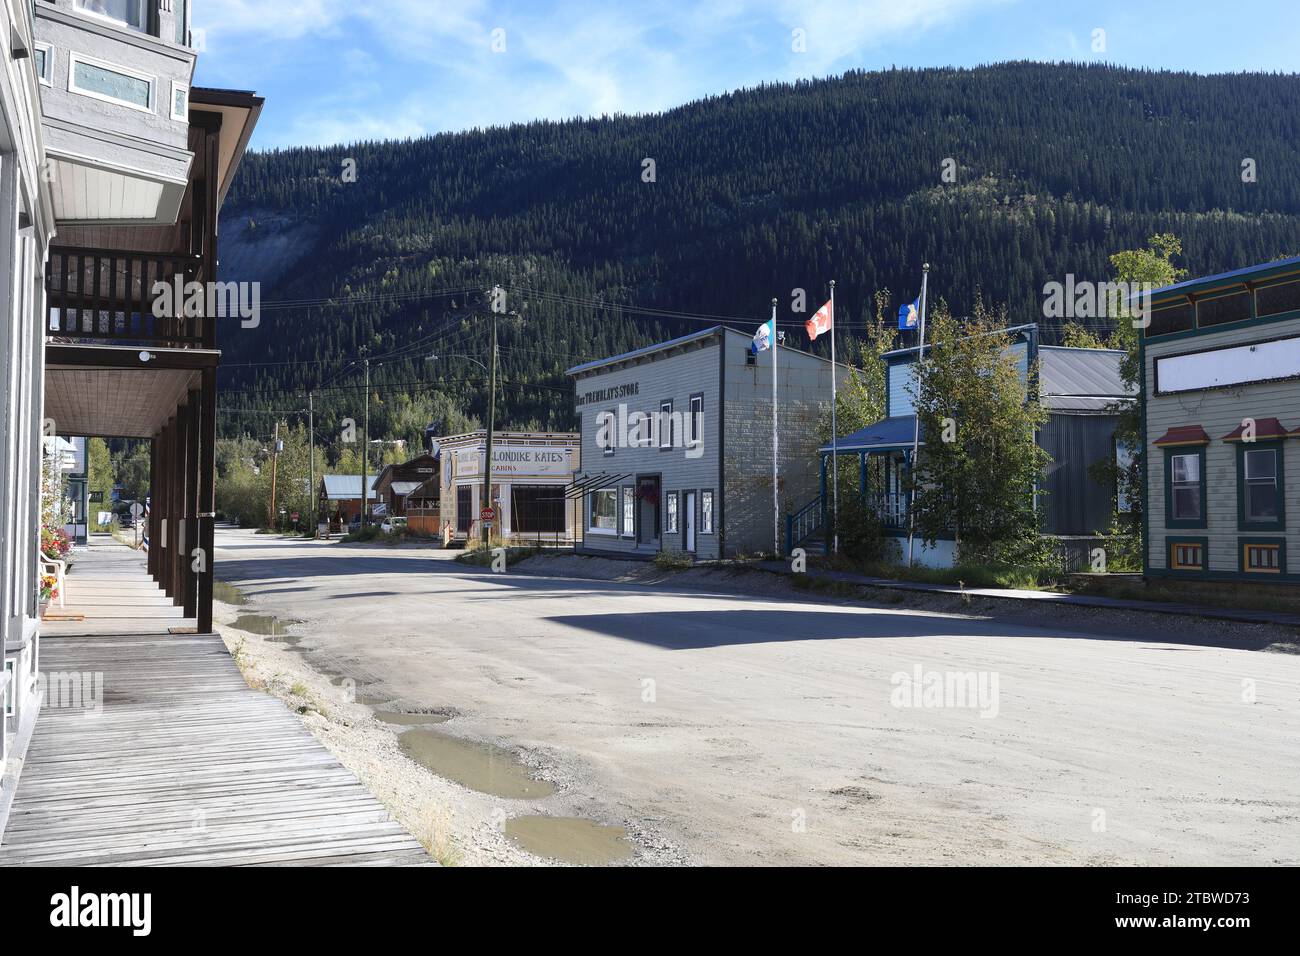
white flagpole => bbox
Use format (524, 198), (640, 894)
(829, 279), (838, 554)
(906, 263), (930, 567)
(771, 299), (779, 557)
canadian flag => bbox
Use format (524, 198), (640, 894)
(805, 299), (833, 340)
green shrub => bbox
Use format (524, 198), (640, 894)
(653, 550), (693, 571)
(826, 498), (888, 564)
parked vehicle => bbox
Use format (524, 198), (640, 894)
(380, 516), (408, 534)
(348, 514), (362, 533)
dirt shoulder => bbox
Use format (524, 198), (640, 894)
(213, 602), (685, 867)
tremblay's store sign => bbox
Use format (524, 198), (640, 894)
(454, 445), (572, 478)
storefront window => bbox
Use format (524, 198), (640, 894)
(666, 491), (678, 533)
(701, 490), (714, 533)
(590, 489), (617, 532)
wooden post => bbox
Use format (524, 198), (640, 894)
(171, 406), (187, 606)
(147, 436), (158, 579)
(183, 392), (200, 619)
(198, 367), (217, 633)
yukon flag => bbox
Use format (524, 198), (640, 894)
(751, 317), (775, 354)
(805, 299), (833, 340)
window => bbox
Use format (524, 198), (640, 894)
(1196, 291), (1251, 328)
(1256, 279), (1300, 318)
(1166, 449), (1205, 527)
(1239, 444), (1284, 530)
(511, 486), (564, 534)
(689, 394), (703, 449)
(658, 400), (673, 450)
(600, 410), (615, 456)
(665, 491), (678, 533)
(34, 44), (52, 86)
(589, 489), (617, 533)
(745, 349), (756, 367)
(1168, 539), (1206, 571)
(1241, 540), (1284, 574)
(1146, 303), (1194, 337)
(621, 486), (635, 537)
(700, 490), (714, 534)
(76, 0), (148, 32)
(171, 81), (189, 121)
(69, 54), (155, 112)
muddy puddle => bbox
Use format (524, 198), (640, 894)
(212, 579), (249, 605)
(399, 729), (555, 799)
(504, 816), (633, 865)
(232, 614), (302, 640)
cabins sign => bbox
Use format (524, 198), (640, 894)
(453, 446), (572, 478)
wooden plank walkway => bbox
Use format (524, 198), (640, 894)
(1, 540), (432, 866)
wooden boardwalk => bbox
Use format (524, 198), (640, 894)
(1, 540), (432, 866)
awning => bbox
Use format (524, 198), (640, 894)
(821, 415), (921, 454)
(390, 481), (423, 495)
(1152, 425), (1211, 447)
(1221, 418), (1291, 442)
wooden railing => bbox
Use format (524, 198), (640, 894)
(45, 246), (208, 348)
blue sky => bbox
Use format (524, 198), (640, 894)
(192, 0), (1300, 150)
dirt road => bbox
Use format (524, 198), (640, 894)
(214, 528), (1300, 866)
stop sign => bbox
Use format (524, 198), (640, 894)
(480, 507), (495, 522)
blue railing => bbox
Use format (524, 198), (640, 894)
(784, 495), (824, 555)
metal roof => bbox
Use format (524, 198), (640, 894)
(566, 327), (722, 377)
(320, 475), (378, 500)
(820, 415), (922, 453)
(1149, 254), (1300, 301)
(1038, 346), (1133, 411)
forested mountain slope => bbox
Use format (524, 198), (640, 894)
(218, 62), (1300, 445)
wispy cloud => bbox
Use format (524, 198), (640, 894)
(191, 0), (1030, 147)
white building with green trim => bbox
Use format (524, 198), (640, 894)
(1140, 255), (1300, 582)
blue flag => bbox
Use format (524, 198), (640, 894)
(898, 297), (920, 330)
(751, 318), (775, 354)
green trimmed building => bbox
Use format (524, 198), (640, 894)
(1141, 255), (1300, 582)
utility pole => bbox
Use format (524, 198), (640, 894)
(481, 305), (498, 548)
(308, 390), (315, 533)
(361, 356), (370, 528)
(269, 419), (281, 530)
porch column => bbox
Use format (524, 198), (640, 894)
(183, 390), (201, 620)
(859, 451), (867, 504)
(159, 418), (174, 596)
(170, 407), (187, 606)
(197, 367), (216, 633)
(147, 435), (158, 580)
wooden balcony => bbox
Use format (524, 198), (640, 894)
(45, 245), (209, 348)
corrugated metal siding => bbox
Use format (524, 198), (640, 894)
(888, 341), (1030, 417)
(1039, 413), (1120, 535)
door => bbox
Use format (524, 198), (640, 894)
(456, 485), (473, 534)
(683, 491), (696, 553)
(636, 476), (660, 546)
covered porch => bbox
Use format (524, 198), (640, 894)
(786, 415), (920, 554)
(44, 341), (219, 632)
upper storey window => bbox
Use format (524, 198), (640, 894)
(76, 0), (149, 33)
